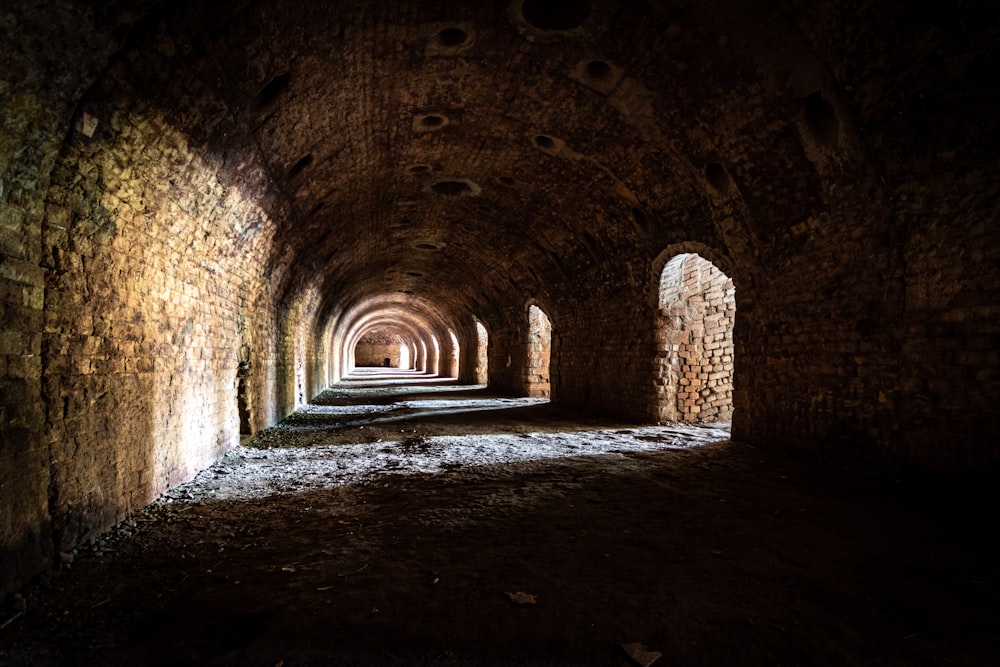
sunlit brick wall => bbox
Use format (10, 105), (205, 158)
(40, 103), (281, 550)
(656, 254), (735, 423)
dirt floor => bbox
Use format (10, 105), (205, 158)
(1, 369), (998, 666)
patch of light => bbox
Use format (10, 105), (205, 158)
(158, 422), (729, 504)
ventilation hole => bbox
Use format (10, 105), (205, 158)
(415, 242), (440, 250)
(522, 0), (591, 30)
(287, 154), (313, 178)
(631, 207), (647, 228)
(255, 72), (290, 107)
(438, 27), (469, 47)
(704, 162), (730, 193)
(421, 114), (445, 128)
(498, 175), (516, 186)
(585, 60), (612, 81)
(534, 135), (555, 149)
(405, 271), (424, 277)
(409, 164), (431, 173)
(804, 91), (840, 148)
(400, 290), (415, 295)
(431, 180), (473, 196)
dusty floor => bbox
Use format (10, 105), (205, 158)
(1, 369), (997, 666)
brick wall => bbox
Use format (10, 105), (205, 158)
(39, 104), (284, 550)
(525, 306), (552, 398)
(0, 1), (152, 592)
(475, 321), (489, 385)
(355, 332), (402, 367)
(1, 0), (997, 598)
(656, 254), (735, 423)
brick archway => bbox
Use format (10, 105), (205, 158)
(655, 254), (736, 424)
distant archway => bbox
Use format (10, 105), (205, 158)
(655, 253), (735, 423)
(354, 328), (408, 368)
(475, 320), (489, 385)
(445, 329), (461, 378)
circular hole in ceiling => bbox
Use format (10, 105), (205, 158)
(585, 60), (613, 81)
(414, 241), (442, 251)
(803, 91), (840, 148)
(400, 290), (415, 295)
(409, 164), (431, 174)
(631, 207), (648, 228)
(534, 134), (556, 149)
(438, 27), (470, 47)
(431, 180), (474, 196)
(705, 162), (731, 193)
(405, 271), (424, 277)
(522, 0), (591, 30)
(497, 175), (516, 186)
(287, 153), (313, 178)
(255, 72), (290, 107)
(421, 114), (446, 128)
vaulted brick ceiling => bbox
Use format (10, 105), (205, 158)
(36, 0), (994, 348)
(72, 0), (865, 333)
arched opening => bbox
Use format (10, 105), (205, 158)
(526, 305), (552, 398)
(399, 342), (411, 369)
(429, 335), (441, 376)
(443, 329), (461, 378)
(416, 339), (428, 372)
(475, 320), (489, 385)
(656, 253), (735, 424)
(354, 327), (407, 367)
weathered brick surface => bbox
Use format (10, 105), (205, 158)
(1, 1), (159, 591)
(355, 331), (405, 367)
(525, 306), (552, 398)
(656, 254), (735, 423)
(40, 106), (283, 549)
(1, 0), (998, 594)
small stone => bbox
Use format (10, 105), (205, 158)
(621, 642), (662, 667)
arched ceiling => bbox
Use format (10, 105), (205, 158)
(66, 0), (880, 329)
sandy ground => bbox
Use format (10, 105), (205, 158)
(1, 369), (997, 666)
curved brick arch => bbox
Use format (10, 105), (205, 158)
(655, 254), (736, 425)
(1, 0), (997, 594)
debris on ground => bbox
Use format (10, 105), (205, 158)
(505, 591), (538, 605)
(621, 642), (663, 666)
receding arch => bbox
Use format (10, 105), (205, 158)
(353, 326), (410, 367)
(654, 251), (736, 424)
(443, 329), (461, 378)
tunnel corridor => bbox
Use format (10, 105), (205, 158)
(1, 371), (997, 665)
(1, 0), (999, 663)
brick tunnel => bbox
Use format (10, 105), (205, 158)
(1, 0), (998, 664)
